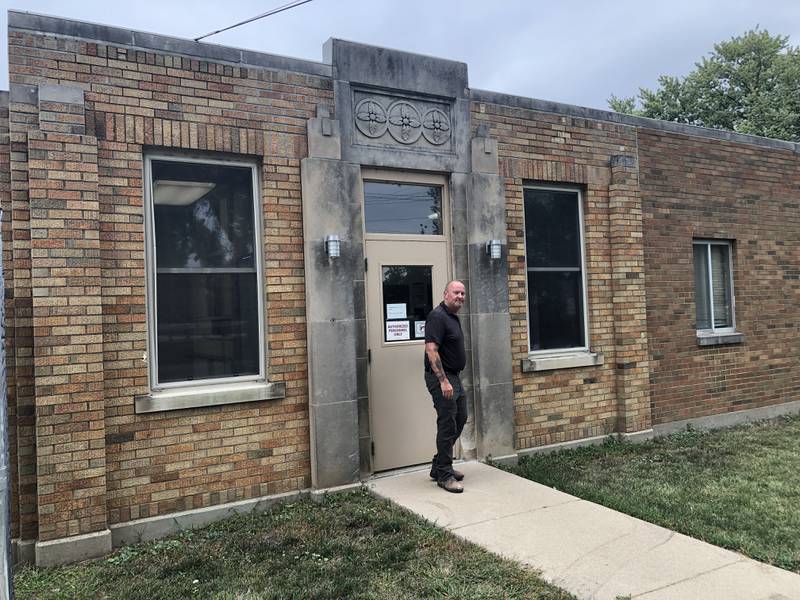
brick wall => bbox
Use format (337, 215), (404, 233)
(638, 128), (800, 425)
(0, 94), (19, 539)
(6, 28), (331, 538)
(8, 88), (38, 541)
(472, 101), (651, 449)
(6, 18), (800, 549)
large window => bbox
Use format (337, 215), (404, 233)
(523, 187), (588, 352)
(145, 156), (263, 389)
(693, 240), (735, 332)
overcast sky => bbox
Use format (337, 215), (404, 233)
(1, 0), (799, 110)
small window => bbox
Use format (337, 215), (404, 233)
(364, 181), (442, 235)
(693, 240), (735, 332)
(145, 156), (264, 389)
(523, 187), (588, 352)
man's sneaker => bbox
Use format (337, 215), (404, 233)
(437, 476), (463, 493)
(429, 469), (464, 481)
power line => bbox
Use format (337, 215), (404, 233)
(195, 0), (315, 42)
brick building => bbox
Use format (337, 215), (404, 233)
(1, 11), (798, 565)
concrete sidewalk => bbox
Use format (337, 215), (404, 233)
(368, 461), (800, 600)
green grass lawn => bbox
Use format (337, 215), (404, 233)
(507, 415), (800, 573)
(14, 488), (576, 600)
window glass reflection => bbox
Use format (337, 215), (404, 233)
(364, 182), (442, 235)
(157, 273), (259, 383)
(152, 161), (255, 269)
(150, 159), (260, 385)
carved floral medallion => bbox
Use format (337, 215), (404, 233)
(353, 91), (452, 149)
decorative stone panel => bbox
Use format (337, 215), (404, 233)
(352, 90), (453, 151)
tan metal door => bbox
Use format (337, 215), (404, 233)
(363, 171), (450, 472)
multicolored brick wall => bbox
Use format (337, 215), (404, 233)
(638, 128), (800, 425)
(3, 18), (800, 550)
(0, 94), (19, 539)
(472, 101), (651, 450)
(5, 28), (332, 541)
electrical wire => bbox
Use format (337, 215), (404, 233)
(194, 0), (315, 42)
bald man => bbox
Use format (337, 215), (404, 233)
(423, 280), (467, 493)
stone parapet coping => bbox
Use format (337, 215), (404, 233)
(471, 88), (800, 154)
(8, 10), (800, 155)
(8, 10), (332, 79)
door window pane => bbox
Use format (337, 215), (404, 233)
(364, 182), (442, 235)
(382, 266), (433, 342)
(149, 159), (261, 386)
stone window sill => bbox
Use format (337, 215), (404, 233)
(696, 331), (744, 347)
(135, 381), (286, 413)
(521, 351), (604, 373)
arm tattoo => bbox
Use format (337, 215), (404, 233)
(433, 357), (445, 382)
(425, 343), (447, 383)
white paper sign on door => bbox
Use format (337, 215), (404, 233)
(386, 303), (407, 319)
(415, 321), (425, 338)
(386, 320), (411, 341)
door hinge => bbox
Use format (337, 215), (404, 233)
(364, 257), (368, 271)
(367, 348), (371, 364)
(371, 441), (375, 456)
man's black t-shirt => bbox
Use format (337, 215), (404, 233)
(424, 302), (466, 373)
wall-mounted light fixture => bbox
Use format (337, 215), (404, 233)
(486, 239), (502, 260)
(325, 235), (341, 259)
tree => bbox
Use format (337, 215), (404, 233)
(609, 29), (800, 142)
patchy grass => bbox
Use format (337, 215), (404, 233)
(507, 415), (800, 572)
(15, 488), (576, 600)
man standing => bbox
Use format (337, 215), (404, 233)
(424, 280), (467, 493)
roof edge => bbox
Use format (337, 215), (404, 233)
(8, 10), (332, 79)
(471, 89), (800, 154)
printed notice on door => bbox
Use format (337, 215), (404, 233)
(386, 303), (407, 319)
(415, 321), (425, 338)
(386, 320), (411, 341)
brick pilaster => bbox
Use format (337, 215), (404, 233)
(27, 85), (107, 541)
(9, 84), (39, 541)
(0, 92), (17, 539)
(609, 155), (652, 434)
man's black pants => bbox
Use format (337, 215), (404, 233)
(425, 371), (467, 482)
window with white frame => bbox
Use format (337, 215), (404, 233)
(145, 156), (264, 389)
(693, 240), (735, 332)
(523, 186), (588, 352)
